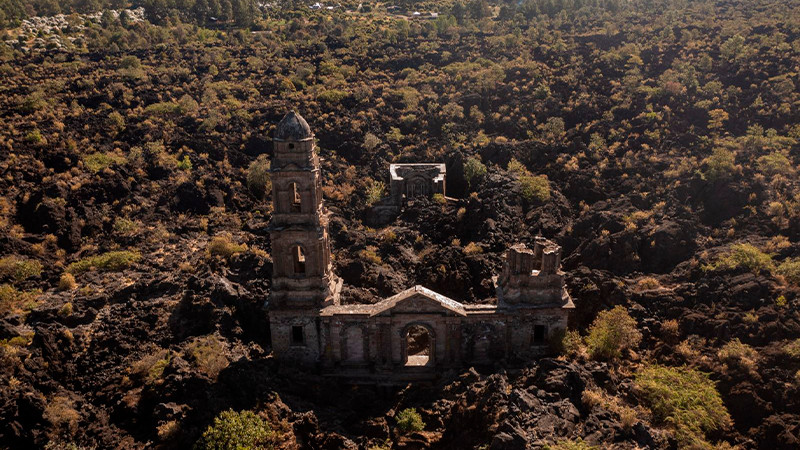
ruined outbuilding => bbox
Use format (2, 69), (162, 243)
(267, 112), (573, 382)
(389, 163), (446, 204)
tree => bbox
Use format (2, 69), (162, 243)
(585, 306), (641, 360)
(463, 156), (487, 191)
(701, 148), (737, 182)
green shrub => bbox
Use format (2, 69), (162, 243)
(463, 156), (487, 190)
(519, 175), (551, 202)
(57, 273), (76, 292)
(25, 129), (43, 144)
(701, 147), (737, 181)
(635, 365), (731, 446)
(396, 408), (425, 433)
(0, 256), (43, 281)
(144, 101), (182, 117)
(359, 246), (382, 265)
(463, 242), (483, 255)
(247, 155), (272, 200)
(83, 152), (126, 173)
(66, 251), (141, 274)
(0, 284), (41, 316)
(757, 152), (794, 176)
(194, 409), (275, 450)
(507, 158), (527, 175)
(19, 91), (47, 113)
(585, 306), (641, 360)
(107, 111), (125, 131)
(186, 334), (229, 378)
(559, 329), (584, 357)
(784, 339), (800, 358)
(707, 243), (774, 274)
(317, 89), (348, 104)
(132, 349), (171, 384)
(207, 236), (246, 259)
(113, 218), (140, 235)
(365, 180), (385, 206)
(718, 338), (758, 372)
(177, 155), (193, 171)
(777, 258), (800, 285)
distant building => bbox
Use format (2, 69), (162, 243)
(267, 112), (574, 383)
(389, 163), (446, 205)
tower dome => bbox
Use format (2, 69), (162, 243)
(274, 111), (312, 141)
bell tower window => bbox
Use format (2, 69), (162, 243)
(292, 245), (306, 274)
(290, 182), (301, 212)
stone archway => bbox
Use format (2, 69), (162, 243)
(402, 323), (435, 367)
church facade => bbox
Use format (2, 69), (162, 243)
(267, 112), (573, 381)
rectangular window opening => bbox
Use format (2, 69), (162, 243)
(291, 325), (305, 346)
(533, 325), (547, 344)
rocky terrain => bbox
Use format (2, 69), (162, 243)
(1, 0), (800, 448)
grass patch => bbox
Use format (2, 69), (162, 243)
(0, 284), (42, 316)
(0, 256), (43, 281)
(66, 251), (141, 274)
(83, 152), (126, 173)
(718, 338), (759, 374)
(635, 364), (731, 447)
(58, 273), (77, 291)
(581, 388), (639, 429)
(207, 235), (247, 259)
(359, 246), (382, 265)
(785, 339), (800, 358)
(777, 258), (800, 285)
(185, 334), (229, 378)
(131, 349), (172, 385)
(113, 218), (141, 235)
(463, 242), (483, 255)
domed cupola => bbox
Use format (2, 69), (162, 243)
(274, 111), (313, 141)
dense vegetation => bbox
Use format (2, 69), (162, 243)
(0, 0), (799, 448)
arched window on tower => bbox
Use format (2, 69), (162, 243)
(290, 182), (301, 213)
(292, 245), (306, 274)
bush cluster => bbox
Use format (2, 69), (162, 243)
(194, 409), (275, 450)
(395, 408), (425, 433)
(585, 306), (642, 360)
(635, 365), (731, 447)
(66, 251), (141, 274)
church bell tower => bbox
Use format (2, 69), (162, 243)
(268, 111), (341, 363)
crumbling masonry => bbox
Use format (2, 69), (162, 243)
(267, 112), (573, 381)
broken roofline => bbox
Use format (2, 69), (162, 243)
(318, 284), (574, 318)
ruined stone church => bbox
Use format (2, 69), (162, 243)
(267, 112), (573, 381)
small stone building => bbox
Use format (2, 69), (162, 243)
(267, 112), (573, 382)
(389, 163), (446, 204)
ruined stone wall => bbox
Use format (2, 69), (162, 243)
(270, 311), (322, 365)
(319, 307), (570, 371)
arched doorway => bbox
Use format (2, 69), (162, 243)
(404, 324), (433, 367)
